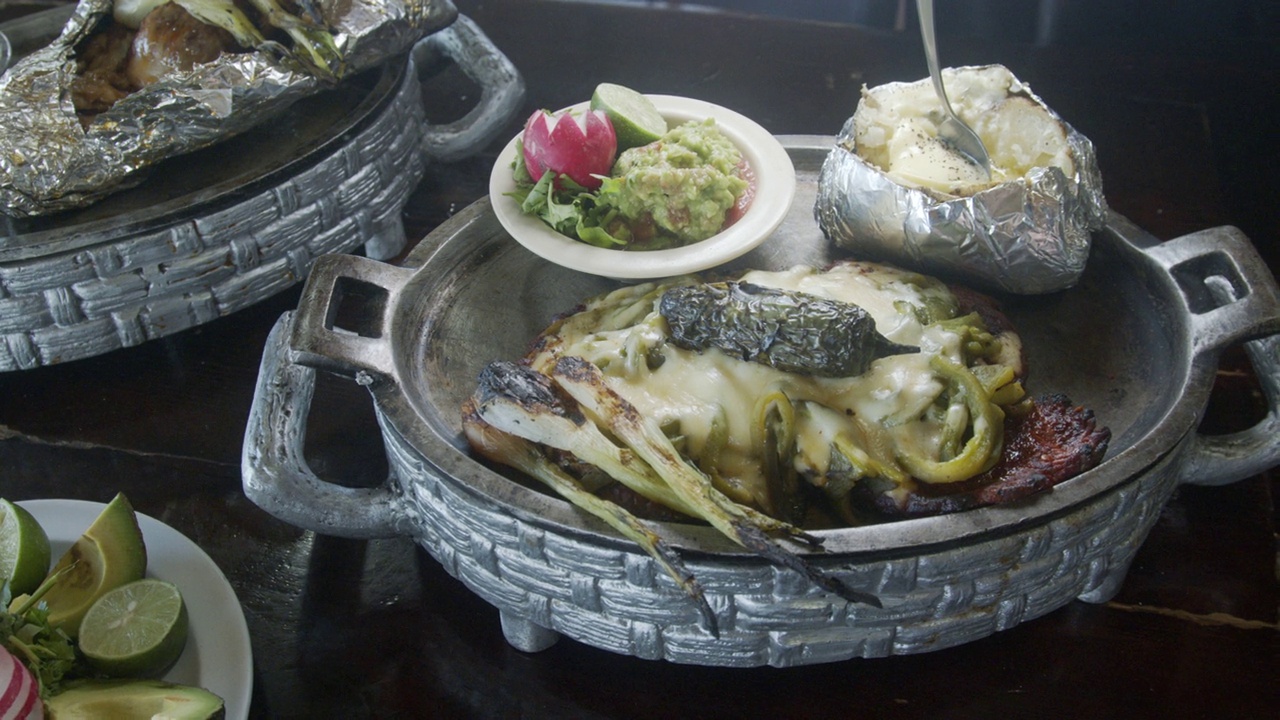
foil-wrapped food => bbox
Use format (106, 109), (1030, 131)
(815, 64), (1108, 294)
(0, 0), (446, 217)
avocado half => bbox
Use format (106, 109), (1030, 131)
(41, 492), (148, 637)
(45, 679), (225, 719)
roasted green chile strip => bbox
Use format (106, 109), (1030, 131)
(896, 355), (1006, 483)
(659, 282), (919, 377)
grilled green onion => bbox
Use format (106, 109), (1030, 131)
(462, 401), (718, 635)
(244, 0), (344, 80)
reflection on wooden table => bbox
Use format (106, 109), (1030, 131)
(1, 0), (1276, 717)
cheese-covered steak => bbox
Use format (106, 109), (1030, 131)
(462, 260), (1109, 605)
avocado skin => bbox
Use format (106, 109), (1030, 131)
(45, 679), (225, 719)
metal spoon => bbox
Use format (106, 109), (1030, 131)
(915, 0), (991, 176)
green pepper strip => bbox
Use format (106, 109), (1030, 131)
(697, 405), (758, 505)
(699, 404), (730, 476)
(549, 282), (672, 337)
(755, 388), (805, 522)
(968, 363), (1026, 407)
(896, 355), (1005, 484)
(937, 401), (969, 461)
(831, 435), (910, 485)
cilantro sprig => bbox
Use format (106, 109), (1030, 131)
(2, 568), (82, 697)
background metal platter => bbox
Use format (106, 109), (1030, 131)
(0, 3), (523, 370)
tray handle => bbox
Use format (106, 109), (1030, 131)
(242, 311), (405, 538)
(289, 253), (414, 379)
(1145, 226), (1280, 486)
(413, 15), (525, 163)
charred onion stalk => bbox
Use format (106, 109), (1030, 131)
(244, 0), (344, 79)
(464, 364), (719, 633)
(462, 395), (720, 636)
(470, 358), (881, 610)
(471, 362), (820, 541)
(549, 357), (880, 607)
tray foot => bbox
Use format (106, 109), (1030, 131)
(499, 610), (559, 653)
(1076, 558), (1134, 604)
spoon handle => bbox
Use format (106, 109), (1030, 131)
(915, 0), (955, 117)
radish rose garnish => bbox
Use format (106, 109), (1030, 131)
(522, 109), (617, 190)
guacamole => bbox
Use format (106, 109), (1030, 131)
(611, 119), (748, 245)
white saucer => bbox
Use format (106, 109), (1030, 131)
(19, 499), (253, 720)
(490, 94), (797, 280)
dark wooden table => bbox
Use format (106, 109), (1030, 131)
(2, 1), (1277, 717)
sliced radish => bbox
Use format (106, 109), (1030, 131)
(0, 645), (43, 720)
(522, 109), (617, 190)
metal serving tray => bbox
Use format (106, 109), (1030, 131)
(0, 3), (523, 370)
(242, 137), (1280, 666)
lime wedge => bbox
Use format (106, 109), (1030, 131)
(79, 578), (188, 678)
(40, 492), (147, 637)
(0, 499), (51, 597)
(590, 83), (667, 151)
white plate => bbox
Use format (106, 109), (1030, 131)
(489, 94), (797, 279)
(18, 499), (253, 720)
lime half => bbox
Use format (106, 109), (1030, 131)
(590, 83), (667, 151)
(40, 492), (147, 637)
(0, 499), (51, 596)
(79, 578), (189, 678)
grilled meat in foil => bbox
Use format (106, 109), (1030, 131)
(0, 0), (445, 217)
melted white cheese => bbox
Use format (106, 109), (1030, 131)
(531, 263), (978, 503)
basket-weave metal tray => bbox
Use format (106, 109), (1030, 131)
(242, 138), (1280, 666)
(0, 8), (523, 370)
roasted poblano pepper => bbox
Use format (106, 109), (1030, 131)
(659, 282), (919, 378)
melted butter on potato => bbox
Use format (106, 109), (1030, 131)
(854, 66), (1073, 196)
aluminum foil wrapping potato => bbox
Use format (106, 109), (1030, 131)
(815, 65), (1107, 295)
(0, 0), (449, 217)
